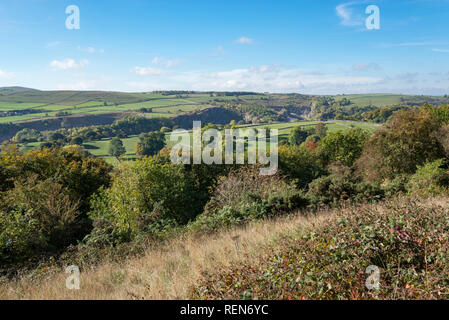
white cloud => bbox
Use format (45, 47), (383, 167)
(45, 41), (61, 48)
(78, 46), (104, 54)
(56, 80), (97, 90)
(235, 36), (254, 44)
(433, 48), (449, 53)
(210, 45), (227, 57)
(133, 66), (166, 76)
(127, 64), (384, 94)
(50, 58), (89, 70)
(336, 2), (364, 26)
(380, 42), (448, 48)
(151, 56), (180, 68)
(0, 69), (14, 79)
(352, 63), (382, 71)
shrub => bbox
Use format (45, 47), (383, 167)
(382, 174), (409, 198)
(0, 208), (46, 265)
(406, 159), (449, 196)
(0, 177), (80, 264)
(288, 127), (310, 146)
(88, 158), (205, 242)
(357, 107), (445, 182)
(0, 145), (111, 212)
(191, 166), (308, 233)
(278, 145), (325, 189)
(191, 199), (449, 300)
(318, 127), (368, 167)
(307, 165), (384, 206)
(0, 146), (111, 265)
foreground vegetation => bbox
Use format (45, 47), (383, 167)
(1, 103), (449, 299)
(0, 197), (447, 299)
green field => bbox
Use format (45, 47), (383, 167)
(338, 94), (409, 107)
(70, 120), (379, 165)
(0, 91), (214, 123)
(1, 89), (446, 124)
(0, 91), (274, 123)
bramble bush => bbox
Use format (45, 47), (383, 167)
(406, 159), (449, 196)
(190, 166), (308, 233)
(191, 198), (449, 300)
(306, 165), (384, 206)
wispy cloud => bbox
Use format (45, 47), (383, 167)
(78, 46), (104, 54)
(352, 62), (382, 71)
(50, 59), (89, 70)
(336, 2), (364, 26)
(210, 45), (227, 57)
(133, 56), (181, 76)
(433, 48), (449, 53)
(127, 64), (383, 94)
(45, 41), (61, 48)
(0, 69), (14, 79)
(380, 41), (448, 48)
(133, 66), (166, 76)
(57, 80), (97, 90)
(151, 56), (180, 68)
(235, 36), (254, 44)
(125, 64), (449, 95)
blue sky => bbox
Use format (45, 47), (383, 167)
(0, 0), (448, 94)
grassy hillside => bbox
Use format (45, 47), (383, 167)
(340, 94), (408, 107)
(1, 89), (447, 125)
(1, 197), (447, 299)
(0, 91), (212, 123)
(63, 120), (379, 165)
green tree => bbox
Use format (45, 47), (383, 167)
(88, 159), (204, 239)
(288, 127), (309, 146)
(70, 136), (83, 145)
(314, 123), (328, 138)
(357, 107), (445, 182)
(0, 146), (111, 264)
(279, 144), (325, 189)
(135, 131), (166, 158)
(13, 128), (41, 143)
(109, 137), (126, 160)
(319, 128), (368, 167)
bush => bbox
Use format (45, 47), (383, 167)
(88, 158), (206, 243)
(357, 107), (445, 182)
(382, 174), (409, 198)
(191, 166), (308, 233)
(0, 177), (80, 264)
(318, 127), (368, 167)
(307, 165), (384, 206)
(0, 208), (46, 265)
(278, 145), (325, 189)
(406, 159), (449, 196)
(0, 146), (111, 265)
(191, 199), (449, 300)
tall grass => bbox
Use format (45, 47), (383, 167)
(1, 197), (447, 300)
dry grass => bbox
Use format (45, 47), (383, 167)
(1, 197), (447, 300)
(0, 209), (323, 300)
